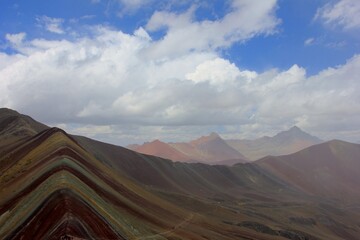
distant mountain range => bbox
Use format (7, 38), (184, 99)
(256, 139), (360, 200)
(1, 108), (360, 239)
(129, 132), (247, 165)
(128, 126), (322, 164)
(227, 126), (323, 160)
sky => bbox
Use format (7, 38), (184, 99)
(1, 0), (360, 145)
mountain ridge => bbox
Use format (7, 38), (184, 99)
(0, 127), (193, 239)
(128, 126), (322, 164)
(130, 133), (248, 165)
(255, 139), (360, 200)
(0, 108), (48, 150)
(1, 109), (360, 239)
(227, 126), (323, 160)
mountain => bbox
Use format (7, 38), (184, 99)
(0, 128), (195, 239)
(227, 126), (323, 161)
(60, 132), (360, 239)
(171, 132), (248, 164)
(0, 108), (48, 155)
(1, 109), (360, 239)
(130, 139), (191, 161)
(129, 132), (248, 165)
(256, 140), (360, 201)
(0, 108), (48, 141)
(129, 127), (321, 164)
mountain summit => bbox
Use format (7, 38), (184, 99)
(129, 127), (322, 164)
(0, 108), (48, 149)
(227, 126), (323, 161)
(273, 126), (322, 143)
(129, 133), (248, 165)
(130, 139), (191, 161)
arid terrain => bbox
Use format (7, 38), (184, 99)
(128, 132), (248, 165)
(1, 108), (360, 240)
(129, 126), (322, 165)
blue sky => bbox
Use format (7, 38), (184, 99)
(0, 0), (360, 144)
(1, 0), (359, 74)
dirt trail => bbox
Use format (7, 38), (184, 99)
(136, 213), (195, 240)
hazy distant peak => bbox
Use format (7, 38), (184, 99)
(280, 126), (304, 135)
(274, 126), (321, 142)
(226, 126), (323, 161)
(140, 139), (168, 147)
(279, 126), (305, 137)
(208, 132), (221, 140)
(202, 132), (221, 139)
(191, 132), (222, 145)
(286, 126), (314, 136)
(289, 126), (301, 132)
(128, 140), (171, 151)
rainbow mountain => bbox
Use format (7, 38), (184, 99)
(1, 108), (360, 240)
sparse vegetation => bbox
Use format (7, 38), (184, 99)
(1, 109), (360, 239)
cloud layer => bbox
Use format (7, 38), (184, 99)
(146, 0), (279, 57)
(1, 0), (360, 144)
(316, 0), (360, 30)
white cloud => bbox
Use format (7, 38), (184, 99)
(36, 16), (65, 34)
(2, 25), (359, 143)
(316, 0), (360, 30)
(116, 0), (153, 16)
(1, 1), (360, 144)
(304, 37), (314, 46)
(145, 0), (280, 58)
(5, 32), (26, 47)
(186, 58), (256, 86)
(119, 0), (150, 10)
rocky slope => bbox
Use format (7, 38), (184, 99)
(1, 109), (359, 239)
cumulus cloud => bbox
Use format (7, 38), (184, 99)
(1, 0), (359, 144)
(185, 58), (257, 86)
(146, 0), (280, 58)
(36, 16), (65, 34)
(315, 0), (360, 30)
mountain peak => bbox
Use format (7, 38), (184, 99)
(133, 138), (190, 161)
(0, 108), (20, 115)
(274, 126), (322, 143)
(288, 126), (302, 132)
(191, 132), (222, 145)
(0, 108), (48, 142)
(209, 132), (220, 138)
(283, 126), (308, 136)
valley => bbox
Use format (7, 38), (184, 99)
(1, 108), (360, 239)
